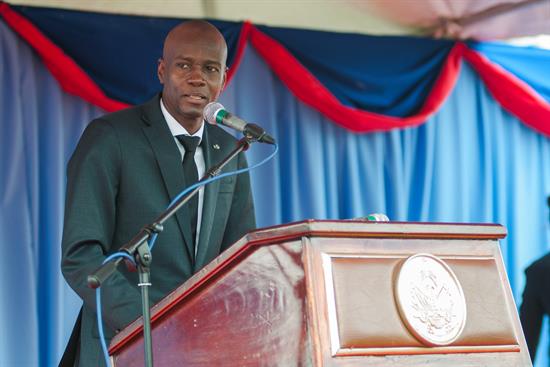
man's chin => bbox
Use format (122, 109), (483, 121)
(178, 103), (205, 119)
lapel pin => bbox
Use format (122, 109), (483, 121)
(213, 144), (220, 150)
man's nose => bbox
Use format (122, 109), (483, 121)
(187, 65), (206, 86)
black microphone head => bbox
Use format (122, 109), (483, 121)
(203, 102), (225, 125)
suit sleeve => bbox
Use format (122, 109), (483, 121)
(220, 150), (256, 251)
(61, 119), (142, 333)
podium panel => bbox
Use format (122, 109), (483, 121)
(305, 236), (523, 366)
(109, 221), (532, 366)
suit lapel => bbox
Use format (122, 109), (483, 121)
(139, 97), (195, 261)
(195, 124), (224, 269)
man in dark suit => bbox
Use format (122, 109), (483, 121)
(60, 20), (255, 366)
(519, 196), (550, 363)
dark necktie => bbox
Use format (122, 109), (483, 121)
(176, 135), (201, 252)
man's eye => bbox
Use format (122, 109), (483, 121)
(206, 66), (220, 73)
(176, 63), (190, 69)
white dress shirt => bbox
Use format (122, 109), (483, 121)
(160, 99), (205, 254)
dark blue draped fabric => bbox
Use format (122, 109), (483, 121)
(14, 5), (243, 104)
(257, 25), (455, 116)
(11, 5), (456, 117)
(1, 17), (550, 367)
(10, 5), (550, 121)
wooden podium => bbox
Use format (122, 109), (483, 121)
(109, 221), (532, 366)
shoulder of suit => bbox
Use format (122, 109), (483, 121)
(97, 104), (144, 125)
(526, 252), (550, 277)
(91, 95), (159, 129)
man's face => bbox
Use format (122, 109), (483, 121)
(158, 29), (227, 128)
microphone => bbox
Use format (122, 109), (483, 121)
(349, 213), (390, 222)
(203, 102), (276, 145)
(365, 213), (390, 222)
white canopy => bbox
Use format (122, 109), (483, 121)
(363, 0), (550, 40)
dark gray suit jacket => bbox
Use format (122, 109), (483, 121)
(60, 95), (255, 366)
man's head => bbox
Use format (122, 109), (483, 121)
(158, 20), (228, 133)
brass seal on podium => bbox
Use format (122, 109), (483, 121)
(394, 253), (466, 346)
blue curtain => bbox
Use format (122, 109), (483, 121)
(0, 21), (105, 366)
(1, 20), (549, 367)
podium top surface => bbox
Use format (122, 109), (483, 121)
(236, 220), (506, 242)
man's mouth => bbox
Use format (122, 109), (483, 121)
(184, 93), (207, 101)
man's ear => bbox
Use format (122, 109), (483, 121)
(157, 58), (165, 84)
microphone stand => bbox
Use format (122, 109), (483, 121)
(87, 136), (253, 367)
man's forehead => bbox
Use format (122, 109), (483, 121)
(166, 42), (227, 63)
(163, 31), (226, 62)
(173, 54), (224, 65)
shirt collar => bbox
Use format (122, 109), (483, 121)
(160, 98), (204, 143)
